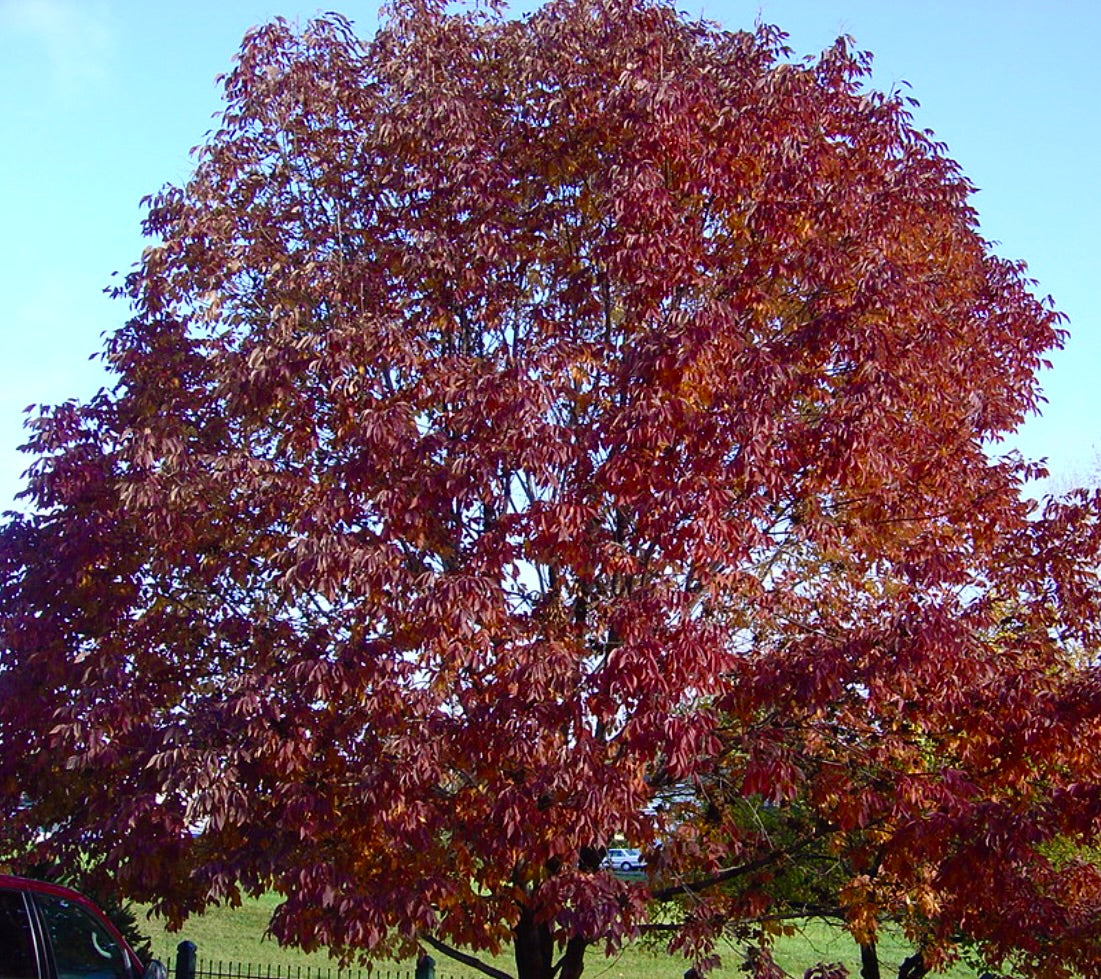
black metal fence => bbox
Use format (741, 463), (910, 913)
(171, 941), (440, 979)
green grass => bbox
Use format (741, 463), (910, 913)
(140, 896), (978, 979)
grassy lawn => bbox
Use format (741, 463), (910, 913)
(140, 894), (981, 979)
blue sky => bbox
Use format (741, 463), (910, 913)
(1, 0), (1098, 508)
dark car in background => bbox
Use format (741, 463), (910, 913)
(0, 874), (162, 979)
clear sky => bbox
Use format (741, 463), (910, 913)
(1, 0), (1098, 509)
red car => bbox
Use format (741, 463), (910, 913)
(0, 874), (164, 979)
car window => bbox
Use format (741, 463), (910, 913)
(0, 889), (39, 979)
(33, 894), (131, 979)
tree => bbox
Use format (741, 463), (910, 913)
(3, 1), (1101, 977)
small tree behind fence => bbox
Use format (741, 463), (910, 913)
(171, 941), (438, 979)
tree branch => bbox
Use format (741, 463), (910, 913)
(419, 933), (514, 979)
(649, 826), (832, 902)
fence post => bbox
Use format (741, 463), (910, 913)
(414, 954), (435, 979)
(175, 941), (197, 979)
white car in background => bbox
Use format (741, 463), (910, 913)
(601, 847), (643, 872)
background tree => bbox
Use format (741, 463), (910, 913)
(3, 2), (1101, 978)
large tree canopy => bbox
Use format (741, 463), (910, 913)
(4, 2), (1101, 978)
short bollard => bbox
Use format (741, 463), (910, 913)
(415, 952), (436, 979)
(174, 941), (197, 979)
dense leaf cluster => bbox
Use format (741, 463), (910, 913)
(3, 2), (1101, 978)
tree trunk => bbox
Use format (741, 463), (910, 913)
(897, 953), (927, 979)
(514, 908), (554, 979)
(860, 942), (881, 979)
(557, 935), (587, 979)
